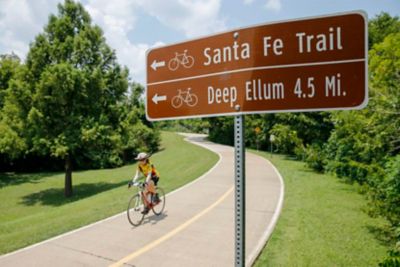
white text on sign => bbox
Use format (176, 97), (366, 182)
(207, 72), (347, 107)
(202, 26), (343, 66)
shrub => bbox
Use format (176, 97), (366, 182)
(269, 124), (302, 155)
(304, 144), (326, 172)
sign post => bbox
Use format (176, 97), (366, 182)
(145, 11), (367, 266)
(234, 112), (245, 267)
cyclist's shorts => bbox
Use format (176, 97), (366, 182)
(151, 176), (159, 186)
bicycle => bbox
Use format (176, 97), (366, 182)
(127, 182), (166, 226)
(171, 88), (198, 108)
(168, 50), (195, 71)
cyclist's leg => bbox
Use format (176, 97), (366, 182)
(152, 176), (159, 186)
(141, 182), (154, 207)
(150, 177), (160, 203)
(147, 180), (156, 194)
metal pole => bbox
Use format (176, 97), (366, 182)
(270, 142), (273, 157)
(234, 114), (245, 267)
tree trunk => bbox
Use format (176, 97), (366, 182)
(64, 154), (73, 197)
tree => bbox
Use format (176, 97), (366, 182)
(0, 56), (28, 160)
(207, 117), (234, 146)
(24, 0), (128, 197)
(368, 32), (400, 257)
(368, 20), (398, 166)
(130, 82), (145, 108)
(369, 32), (400, 155)
(119, 86), (160, 164)
(0, 53), (20, 109)
(0, 54), (22, 159)
(369, 12), (400, 49)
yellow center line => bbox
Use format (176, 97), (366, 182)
(109, 186), (234, 267)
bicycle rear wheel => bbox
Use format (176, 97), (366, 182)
(171, 95), (183, 108)
(168, 58), (179, 71)
(127, 194), (145, 226)
(151, 187), (165, 216)
(182, 56), (194, 68)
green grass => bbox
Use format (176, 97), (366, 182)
(0, 132), (219, 255)
(252, 151), (390, 267)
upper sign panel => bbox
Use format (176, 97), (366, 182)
(146, 11), (368, 121)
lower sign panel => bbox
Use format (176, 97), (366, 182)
(146, 60), (367, 120)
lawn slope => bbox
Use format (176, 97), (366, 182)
(253, 152), (389, 267)
(0, 132), (218, 255)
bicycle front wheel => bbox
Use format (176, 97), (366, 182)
(186, 94), (198, 107)
(127, 194), (144, 226)
(152, 187), (165, 216)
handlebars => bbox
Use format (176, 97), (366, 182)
(128, 181), (146, 189)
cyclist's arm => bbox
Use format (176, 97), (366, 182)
(133, 169), (141, 183)
(145, 173), (152, 184)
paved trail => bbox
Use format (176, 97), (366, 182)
(0, 134), (284, 267)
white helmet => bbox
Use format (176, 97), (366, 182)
(135, 152), (150, 161)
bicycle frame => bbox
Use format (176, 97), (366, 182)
(134, 182), (155, 209)
(178, 89), (192, 101)
(168, 50), (194, 72)
(140, 189), (154, 209)
(174, 51), (189, 64)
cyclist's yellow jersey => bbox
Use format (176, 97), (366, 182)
(138, 161), (160, 178)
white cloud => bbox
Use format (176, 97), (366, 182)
(85, 0), (226, 83)
(85, 0), (137, 33)
(111, 40), (166, 85)
(265, 0), (282, 12)
(85, 0), (145, 83)
(0, 0), (226, 85)
(0, 0), (57, 59)
(136, 0), (226, 38)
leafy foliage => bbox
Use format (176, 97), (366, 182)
(326, 15), (400, 264)
(0, 1), (159, 196)
(205, 13), (400, 264)
(22, 1), (131, 195)
(208, 117), (234, 145)
(0, 54), (20, 108)
(369, 12), (400, 49)
(379, 249), (400, 267)
(269, 124), (302, 155)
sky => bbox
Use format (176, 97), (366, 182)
(0, 0), (399, 85)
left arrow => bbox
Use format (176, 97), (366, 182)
(152, 94), (167, 104)
(151, 60), (166, 71)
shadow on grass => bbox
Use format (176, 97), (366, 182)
(0, 172), (60, 188)
(20, 181), (127, 207)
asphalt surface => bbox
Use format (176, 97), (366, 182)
(0, 133), (284, 267)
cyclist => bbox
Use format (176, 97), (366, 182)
(128, 152), (160, 214)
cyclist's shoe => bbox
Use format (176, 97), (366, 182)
(141, 207), (150, 215)
(152, 193), (161, 205)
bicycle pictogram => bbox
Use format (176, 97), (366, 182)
(171, 88), (198, 108)
(168, 50), (195, 71)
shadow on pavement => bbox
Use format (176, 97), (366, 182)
(135, 212), (169, 228)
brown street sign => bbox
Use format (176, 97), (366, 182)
(146, 11), (368, 121)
